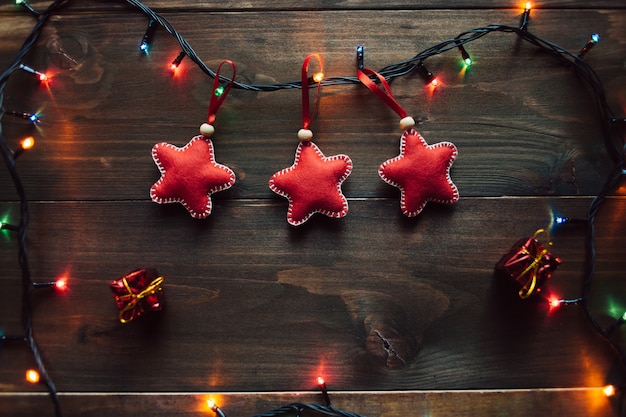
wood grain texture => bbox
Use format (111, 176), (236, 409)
(0, 10), (625, 202)
(0, 390), (618, 417)
(2, 1), (626, 13)
(1, 198), (624, 393)
(1, 2), (625, 417)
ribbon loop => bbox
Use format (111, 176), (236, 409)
(207, 60), (236, 125)
(301, 53), (324, 130)
(357, 67), (407, 119)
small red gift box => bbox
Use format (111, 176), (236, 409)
(495, 229), (561, 299)
(110, 268), (164, 323)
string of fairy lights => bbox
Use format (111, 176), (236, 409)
(1, 0), (625, 416)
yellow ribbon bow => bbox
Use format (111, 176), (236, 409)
(116, 275), (164, 323)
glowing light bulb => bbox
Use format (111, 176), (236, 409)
(26, 369), (40, 384)
(0, 219), (17, 231)
(621, 311), (626, 321)
(317, 375), (331, 406)
(603, 384), (615, 397)
(170, 50), (186, 73)
(20, 136), (35, 151)
(520, 2), (531, 31)
(579, 33), (601, 58)
(417, 62), (438, 87)
(214, 86), (225, 97)
(356, 45), (364, 69)
(139, 19), (156, 54)
(15, 0), (38, 15)
(549, 297), (561, 309)
(207, 399), (226, 417)
(29, 113), (41, 124)
(19, 64), (48, 83)
(458, 45), (472, 67)
(555, 216), (567, 224)
(312, 72), (324, 83)
(55, 277), (68, 292)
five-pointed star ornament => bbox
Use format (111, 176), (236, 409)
(269, 141), (353, 226)
(379, 128), (459, 217)
(150, 135), (235, 219)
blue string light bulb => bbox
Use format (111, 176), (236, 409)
(578, 33), (600, 58)
(7, 111), (41, 125)
(139, 19), (156, 53)
(356, 45), (364, 69)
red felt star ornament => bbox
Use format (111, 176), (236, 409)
(150, 135), (235, 219)
(269, 141), (353, 226)
(379, 129), (459, 217)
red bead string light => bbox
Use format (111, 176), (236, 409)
(19, 63), (48, 82)
(170, 50), (186, 73)
(2, 1), (625, 416)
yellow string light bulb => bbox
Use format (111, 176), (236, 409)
(312, 72), (324, 83)
(206, 399), (227, 417)
(25, 369), (40, 384)
(603, 384), (615, 397)
(20, 136), (35, 151)
(520, 2), (531, 31)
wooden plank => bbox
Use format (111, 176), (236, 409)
(1, 3), (625, 417)
(0, 390), (618, 417)
(1, 10), (624, 201)
(2, 1), (626, 13)
(0, 197), (623, 393)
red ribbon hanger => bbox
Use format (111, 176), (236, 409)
(301, 53), (324, 131)
(206, 60), (236, 125)
(357, 67), (407, 119)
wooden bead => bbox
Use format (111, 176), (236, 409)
(200, 123), (215, 137)
(297, 129), (313, 141)
(399, 116), (416, 131)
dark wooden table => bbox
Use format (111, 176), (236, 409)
(1, 1), (625, 416)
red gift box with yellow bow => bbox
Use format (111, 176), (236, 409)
(110, 268), (165, 323)
(495, 229), (561, 299)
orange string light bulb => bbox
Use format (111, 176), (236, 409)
(520, 2), (531, 30)
(20, 136), (35, 151)
(25, 369), (40, 384)
(603, 384), (616, 397)
(312, 72), (324, 83)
